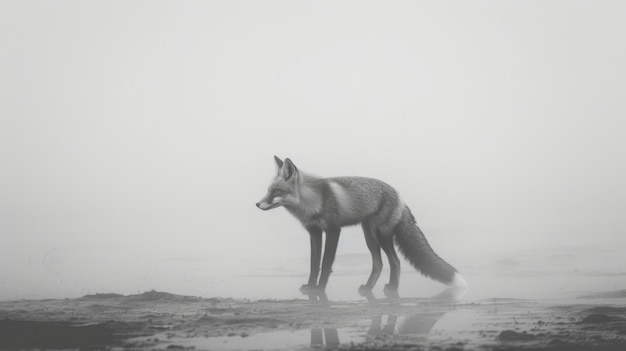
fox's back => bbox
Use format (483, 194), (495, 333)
(325, 176), (403, 227)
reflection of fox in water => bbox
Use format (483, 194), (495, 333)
(256, 157), (467, 296)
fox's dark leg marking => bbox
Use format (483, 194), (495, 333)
(359, 222), (382, 294)
(304, 226), (322, 289)
(380, 231), (400, 298)
(317, 227), (340, 289)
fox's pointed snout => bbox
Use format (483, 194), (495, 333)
(256, 200), (280, 210)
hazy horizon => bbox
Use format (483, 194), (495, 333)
(1, 0), (625, 300)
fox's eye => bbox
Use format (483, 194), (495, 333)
(272, 189), (280, 195)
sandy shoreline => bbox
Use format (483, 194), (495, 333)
(1, 290), (625, 350)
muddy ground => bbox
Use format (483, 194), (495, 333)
(1, 290), (625, 350)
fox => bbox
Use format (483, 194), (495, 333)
(256, 156), (467, 297)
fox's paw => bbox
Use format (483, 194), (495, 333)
(300, 284), (328, 302)
(358, 285), (377, 301)
(358, 285), (372, 295)
(300, 284), (321, 294)
(383, 284), (399, 299)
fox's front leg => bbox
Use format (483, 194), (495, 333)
(301, 226), (322, 292)
(317, 227), (341, 289)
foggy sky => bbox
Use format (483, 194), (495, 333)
(1, 0), (625, 299)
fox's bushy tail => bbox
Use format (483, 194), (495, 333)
(394, 206), (466, 287)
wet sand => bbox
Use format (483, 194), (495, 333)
(1, 289), (626, 350)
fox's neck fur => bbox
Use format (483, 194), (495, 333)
(283, 173), (326, 227)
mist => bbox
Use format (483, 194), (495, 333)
(1, 0), (625, 301)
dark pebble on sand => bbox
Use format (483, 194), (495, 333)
(548, 339), (567, 347)
(582, 314), (614, 324)
(497, 330), (537, 341)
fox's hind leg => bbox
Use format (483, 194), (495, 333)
(359, 222), (383, 295)
(379, 231), (401, 298)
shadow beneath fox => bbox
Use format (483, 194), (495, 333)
(310, 326), (340, 348)
(302, 286), (468, 348)
(308, 310), (449, 348)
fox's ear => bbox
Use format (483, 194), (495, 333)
(273, 155), (283, 173)
(281, 158), (298, 180)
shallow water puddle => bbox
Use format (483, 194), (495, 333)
(130, 326), (367, 350)
(127, 310), (484, 350)
(205, 327), (365, 350)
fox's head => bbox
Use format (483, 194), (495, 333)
(256, 156), (300, 211)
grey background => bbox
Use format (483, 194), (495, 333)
(1, 0), (625, 300)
